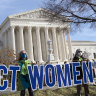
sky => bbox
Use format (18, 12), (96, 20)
(0, 0), (96, 42)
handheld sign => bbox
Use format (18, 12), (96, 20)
(0, 61), (94, 91)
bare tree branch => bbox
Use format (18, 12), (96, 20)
(43, 0), (96, 24)
(75, 0), (96, 6)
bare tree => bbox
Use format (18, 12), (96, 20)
(43, 0), (96, 25)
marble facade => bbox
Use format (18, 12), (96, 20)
(0, 8), (73, 63)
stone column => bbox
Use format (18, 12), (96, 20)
(27, 26), (34, 62)
(44, 27), (49, 61)
(36, 27), (43, 62)
(7, 29), (10, 49)
(52, 27), (59, 61)
(4, 32), (7, 48)
(63, 31), (67, 59)
(6, 26), (16, 61)
(67, 28), (73, 60)
(9, 26), (16, 52)
(3, 31), (7, 59)
(19, 26), (24, 51)
(60, 28), (66, 61)
(7, 26), (16, 52)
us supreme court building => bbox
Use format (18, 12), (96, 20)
(0, 8), (96, 63)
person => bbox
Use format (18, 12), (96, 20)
(18, 50), (34, 96)
(73, 49), (89, 96)
(92, 59), (95, 78)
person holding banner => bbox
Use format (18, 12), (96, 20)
(73, 49), (89, 96)
(18, 50), (34, 96)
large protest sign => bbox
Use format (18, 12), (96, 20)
(0, 62), (93, 91)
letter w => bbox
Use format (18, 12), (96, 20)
(27, 65), (43, 90)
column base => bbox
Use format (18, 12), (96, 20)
(54, 58), (60, 62)
(38, 60), (44, 64)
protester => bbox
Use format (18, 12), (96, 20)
(94, 59), (96, 77)
(18, 50), (34, 96)
(92, 59), (95, 78)
(73, 49), (89, 96)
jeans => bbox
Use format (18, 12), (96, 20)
(20, 86), (34, 96)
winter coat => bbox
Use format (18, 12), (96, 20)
(73, 56), (83, 80)
(17, 60), (33, 91)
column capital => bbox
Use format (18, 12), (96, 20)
(6, 26), (15, 32)
(27, 26), (32, 29)
(6, 28), (10, 32)
(45, 26), (48, 29)
(19, 26), (24, 29)
(44, 27), (49, 32)
(67, 28), (70, 33)
(52, 27), (56, 29)
(36, 26), (40, 30)
(10, 25), (15, 28)
(60, 28), (64, 33)
(52, 27), (57, 33)
(9, 26), (15, 31)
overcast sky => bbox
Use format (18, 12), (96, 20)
(0, 0), (96, 41)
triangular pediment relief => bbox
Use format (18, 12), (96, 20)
(8, 8), (69, 22)
(9, 8), (54, 20)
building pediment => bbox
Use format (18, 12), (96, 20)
(0, 8), (70, 32)
(8, 8), (69, 21)
(9, 8), (53, 20)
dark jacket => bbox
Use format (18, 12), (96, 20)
(73, 56), (83, 80)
